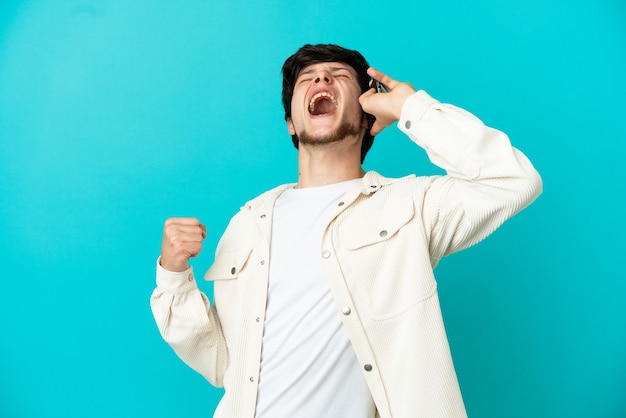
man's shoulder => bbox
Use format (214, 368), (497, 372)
(243, 183), (295, 209)
(363, 170), (424, 191)
(216, 183), (294, 249)
(224, 183), (294, 226)
(362, 170), (446, 205)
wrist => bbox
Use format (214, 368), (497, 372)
(159, 255), (189, 272)
(393, 87), (417, 120)
(156, 258), (196, 293)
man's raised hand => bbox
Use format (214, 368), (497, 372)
(160, 217), (207, 272)
(359, 68), (416, 136)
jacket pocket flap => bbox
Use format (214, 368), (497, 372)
(204, 245), (253, 281)
(343, 200), (415, 250)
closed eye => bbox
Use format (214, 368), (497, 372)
(333, 71), (352, 79)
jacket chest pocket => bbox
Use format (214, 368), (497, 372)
(205, 244), (253, 282)
(342, 198), (415, 251)
(340, 199), (436, 320)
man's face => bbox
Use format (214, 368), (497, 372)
(287, 62), (367, 146)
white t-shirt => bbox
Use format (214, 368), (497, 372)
(255, 179), (375, 418)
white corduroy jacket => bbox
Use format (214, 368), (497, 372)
(151, 90), (542, 418)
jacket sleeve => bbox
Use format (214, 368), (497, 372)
(150, 259), (228, 387)
(398, 90), (543, 262)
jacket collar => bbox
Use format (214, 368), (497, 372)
(241, 171), (406, 217)
(359, 171), (402, 195)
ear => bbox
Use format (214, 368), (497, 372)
(287, 118), (296, 135)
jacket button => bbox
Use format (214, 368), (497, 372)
(379, 230), (388, 238)
(405, 120), (411, 129)
(364, 364), (373, 372)
(260, 214), (266, 219)
(231, 267), (236, 275)
(322, 250), (331, 259)
(342, 306), (351, 315)
(338, 201), (344, 206)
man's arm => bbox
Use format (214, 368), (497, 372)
(150, 218), (228, 387)
(360, 68), (542, 260)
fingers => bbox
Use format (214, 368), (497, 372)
(164, 217), (205, 229)
(370, 120), (384, 137)
(360, 87), (376, 100)
(164, 217), (206, 237)
(367, 67), (399, 91)
(171, 225), (206, 241)
(161, 217), (207, 272)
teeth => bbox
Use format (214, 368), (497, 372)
(309, 91), (338, 113)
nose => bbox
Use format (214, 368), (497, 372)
(314, 70), (332, 84)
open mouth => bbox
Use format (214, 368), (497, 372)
(309, 91), (338, 115)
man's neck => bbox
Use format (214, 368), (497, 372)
(295, 141), (364, 188)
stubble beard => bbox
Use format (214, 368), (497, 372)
(296, 120), (363, 147)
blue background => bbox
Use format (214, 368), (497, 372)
(1, 1), (624, 417)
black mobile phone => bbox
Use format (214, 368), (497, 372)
(373, 79), (387, 93)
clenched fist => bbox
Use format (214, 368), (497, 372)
(160, 217), (207, 272)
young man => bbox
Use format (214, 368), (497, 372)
(151, 44), (542, 418)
